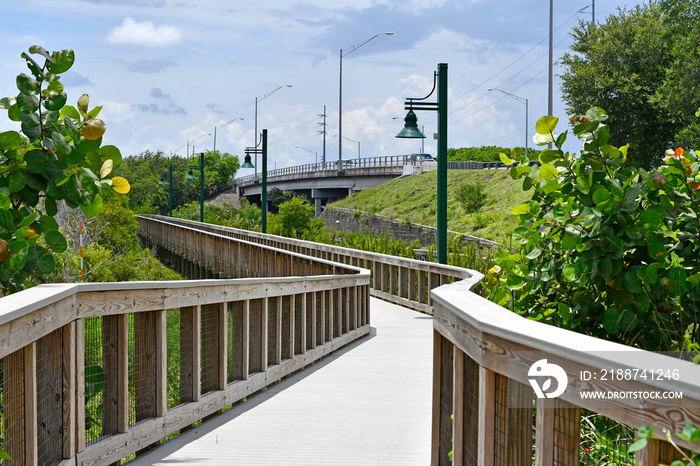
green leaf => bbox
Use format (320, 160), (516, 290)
(0, 193), (9, 210)
(539, 163), (558, 181)
(563, 264), (577, 282)
(535, 115), (559, 135)
(44, 197), (58, 216)
(67, 174), (95, 206)
(35, 249), (55, 274)
(44, 229), (67, 253)
(637, 210), (662, 231)
(24, 149), (48, 173)
(0, 209), (13, 238)
(60, 105), (80, 120)
(627, 438), (647, 453)
(16, 73), (39, 95)
(668, 267), (687, 294)
(16, 92), (39, 113)
(511, 203), (531, 215)
(679, 424), (700, 442)
(46, 49), (75, 74)
(603, 308), (622, 334)
(7, 173), (26, 194)
(39, 215), (59, 232)
(51, 131), (71, 156)
(99, 145), (123, 167)
(8, 104), (21, 122)
(499, 152), (515, 165)
(7, 240), (29, 269)
(43, 91), (67, 112)
(592, 187), (611, 205)
(80, 194), (103, 217)
(0, 130), (22, 151)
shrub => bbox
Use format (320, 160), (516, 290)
(485, 107), (699, 351)
(455, 181), (488, 213)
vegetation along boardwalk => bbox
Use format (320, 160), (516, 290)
(128, 298), (433, 465)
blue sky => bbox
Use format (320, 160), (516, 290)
(0, 0), (645, 169)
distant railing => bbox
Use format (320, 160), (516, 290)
(233, 156), (541, 185)
(0, 219), (369, 465)
(142, 216), (481, 314)
(234, 154), (420, 185)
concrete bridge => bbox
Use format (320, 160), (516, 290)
(234, 155), (432, 215)
(0, 216), (696, 465)
(234, 155), (539, 214)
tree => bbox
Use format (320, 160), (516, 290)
(559, 1), (700, 168)
(117, 149), (240, 215)
(0, 46), (130, 295)
(268, 196), (324, 239)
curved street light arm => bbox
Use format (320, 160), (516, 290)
(341, 32), (394, 57)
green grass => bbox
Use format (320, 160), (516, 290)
(329, 169), (536, 244)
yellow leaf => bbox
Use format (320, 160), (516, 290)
(99, 159), (113, 179)
(111, 176), (130, 194)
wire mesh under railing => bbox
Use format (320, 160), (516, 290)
(84, 315), (120, 446)
(493, 374), (534, 466)
(36, 328), (64, 466)
(130, 312), (157, 428)
(1, 349), (25, 465)
(166, 310), (182, 411)
(463, 353), (480, 465)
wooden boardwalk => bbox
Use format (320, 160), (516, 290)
(128, 298), (433, 465)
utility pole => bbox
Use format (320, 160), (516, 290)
(318, 105), (327, 166)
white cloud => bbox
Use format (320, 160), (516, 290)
(105, 18), (184, 47)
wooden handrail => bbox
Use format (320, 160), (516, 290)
(140, 215), (482, 314)
(431, 280), (700, 465)
(0, 219), (370, 465)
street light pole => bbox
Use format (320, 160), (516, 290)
(339, 32), (393, 174)
(488, 88), (529, 158)
(255, 85), (291, 179)
(213, 117), (244, 153)
(244, 130), (269, 233)
(396, 63), (448, 264)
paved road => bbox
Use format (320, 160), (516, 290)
(127, 298), (434, 465)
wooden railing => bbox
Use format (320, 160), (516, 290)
(0, 220), (369, 465)
(430, 280), (700, 465)
(139, 215), (482, 314)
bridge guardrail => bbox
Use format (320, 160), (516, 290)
(233, 157), (541, 185)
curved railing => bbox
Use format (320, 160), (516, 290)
(141, 216), (700, 465)
(430, 280), (700, 465)
(140, 215), (482, 314)
(0, 219), (369, 465)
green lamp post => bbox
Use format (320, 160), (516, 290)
(396, 63), (448, 265)
(186, 152), (205, 222)
(245, 129), (268, 233)
(157, 162), (173, 217)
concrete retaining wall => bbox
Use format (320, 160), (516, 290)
(322, 207), (499, 248)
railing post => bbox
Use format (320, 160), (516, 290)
(535, 398), (555, 465)
(63, 321), (76, 459)
(25, 342), (37, 466)
(477, 367), (496, 466)
(155, 310), (167, 417)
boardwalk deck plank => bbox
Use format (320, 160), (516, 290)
(127, 298), (432, 465)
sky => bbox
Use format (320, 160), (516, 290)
(0, 0), (647, 171)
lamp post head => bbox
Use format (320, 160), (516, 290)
(395, 109), (426, 139)
(186, 168), (196, 180)
(158, 174), (166, 186)
(241, 152), (255, 169)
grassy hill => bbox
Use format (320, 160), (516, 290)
(327, 169), (536, 244)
